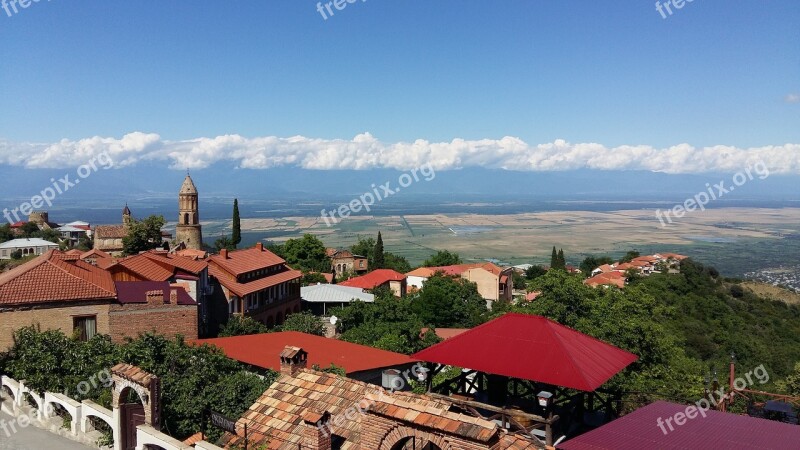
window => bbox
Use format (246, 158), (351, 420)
(73, 316), (97, 341)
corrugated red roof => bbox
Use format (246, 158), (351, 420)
(412, 313), (638, 391)
(339, 269), (406, 289)
(558, 400), (800, 450)
(0, 250), (116, 305)
(195, 331), (417, 375)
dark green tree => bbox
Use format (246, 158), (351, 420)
(350, 236), (376, 262)
(19, 221), (40, 236)
(280, 311), (326, 336)
(218, 316), (269, 336)
(231, 198), (241, 247)
(282, 234), (329, 272)
(423, 250), (462, 267)
(550, 246), (558, 268)
(525, 265), (547, 280)
(214, 236), (236, 251)
(621, 250), (641, 263)
(557, 249), (566, 270)
(579, 256), (614, 276)
(383, 252), (412, 273)
(410, 274), (488, 328)
(373, 232), (385, 269)
(122, 215), (166, 255)
(302, 272), (328, 286)
(0, 224), (14, 243)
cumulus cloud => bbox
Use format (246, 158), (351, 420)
(786, 93), (800, 104)
(1, 132), (799, 175)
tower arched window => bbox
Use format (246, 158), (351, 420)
(183, 213), (189, 224)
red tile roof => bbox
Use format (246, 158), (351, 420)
(412, 313), (638, 392)
(559, 400), (800, 450)
(195, 331), (417, 375)
(208, 244), (286, 277)
(220, 369), (453, 450)
(94, 225), (127, 239)
(208, 266), (301, 297)
(0, 250), (116, 305)
(585, 272), (626, 289)
(108, 250), (207, 281)
(80, 248), (112, 260)
(339, 269), (406, 289)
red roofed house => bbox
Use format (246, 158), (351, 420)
(340, 269), (407, 297)
(0, 250), (200, 349)
(327, 248), (368, 275)
(584, 271), (626, 289)
(196, 331), (418, 384)
(207, 242), (302, 328)
(407, 262), (513, 305)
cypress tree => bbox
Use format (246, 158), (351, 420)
(557, 249), (566, 270)
(232, 199), (241, 247)
(374, 232), (385, 269)
(550, 246), (558, 268)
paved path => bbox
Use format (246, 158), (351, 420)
(0, 411), (91, 450)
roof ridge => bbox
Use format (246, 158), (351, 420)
(50, 256), (116, 296)
(0, 250), (55, 286)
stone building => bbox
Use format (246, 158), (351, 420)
(175, 175), (203, 250)
(94, 205), (133, 255)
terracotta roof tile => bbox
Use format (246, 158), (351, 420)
(94, 225), (127, 239)
(0, 250), (116, 305)
(339, 269), (406, 289)
(208, 244), (286, 277)
(208, 266), (301, 297)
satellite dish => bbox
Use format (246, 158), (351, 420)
(330, 316), (338, 325)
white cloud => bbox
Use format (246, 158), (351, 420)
(1, 132), (799, 175)
(786, 93), (800, 104)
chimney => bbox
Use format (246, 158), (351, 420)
(146, 290), (165, 305)
(220, 249), (228, 259)
(169, 288), (178, 304)
(301, 410), (332, 450)
(279, 346), (308, 376)
(256, 242), (263, 251)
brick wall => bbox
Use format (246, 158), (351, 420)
(0, 302), (111, 350)
(108, 299), (198, 343)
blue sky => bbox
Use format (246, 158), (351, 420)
(0, 1), (798, 173)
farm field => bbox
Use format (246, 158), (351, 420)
(204, 207), (800, 277)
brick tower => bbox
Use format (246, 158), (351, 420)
(175, 175), (203, 250)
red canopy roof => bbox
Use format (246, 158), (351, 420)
(411, 313), (637, 391)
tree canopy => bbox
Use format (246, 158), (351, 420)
(280, 311), (326, 336)
(423, 250), (462, 267)
(122, 215), (166, 255)
(231, 199), (241, 247)
(0, 327), (273, 442)
(373, 232), (385, 269)
(281, 234), (329, 272)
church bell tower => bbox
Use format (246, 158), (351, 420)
(175, 175), (203, 250)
